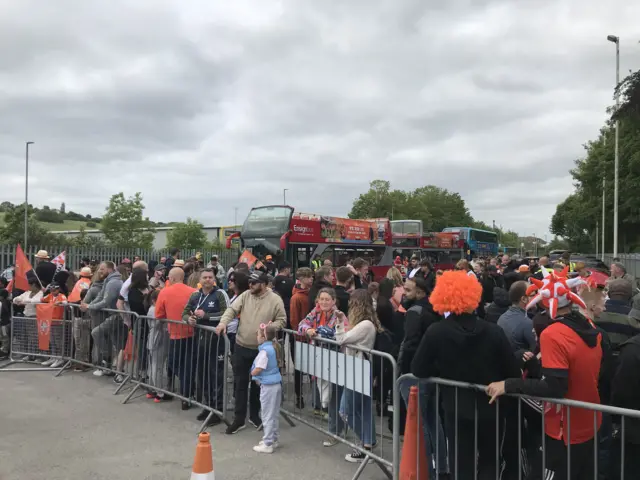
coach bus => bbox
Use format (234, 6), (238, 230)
(391, 220), (465, 271)
(228, 205), (394, 278)
(442, 226), (498, 257)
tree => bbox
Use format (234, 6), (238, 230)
(349, 180), (473, 231)
(100, 192), (155, 249)
(71, 226), (107, 248)
(0, 204), (59, 245)
(60, 202), (66, 214)
(547, 237), (570, 252)
(166, 218), (207, 250)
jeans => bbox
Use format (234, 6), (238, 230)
(328, 383), (345, 435)
(233, 344), (260, 422)
(167, 336), (197, 399)
(340, 389), (376, 446)
(398, 378), (449, 477)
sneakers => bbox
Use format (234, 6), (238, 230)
(225, 420), (246, 435)
(113, 374), (125, 385)
(41, 358), (55, 366)
(206, 415), (222, 427)
(181, 401), (192, 411)
(253, 443), (274, 454)
(73, 365), (90, 372)
(323, 437), (339, 447)
(196, 409), (209, 422)
(258, 440), (279, 449)
(345, 447), (373, 463)
(51, 359), (65, 368)
(313, 408), (329, 419)
(153, 394), (172, 403)
(295, 396), (305, 409)
(92, 369), (104, 377)
(248, 416), (262, 430)
(145, 392), (156, 399)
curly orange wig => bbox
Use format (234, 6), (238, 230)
(429, 270), (482, 315)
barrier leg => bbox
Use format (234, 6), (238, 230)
(122, 382), (142, 405)
(53, 360), (72, 377)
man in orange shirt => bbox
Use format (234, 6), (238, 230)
(155, 268), (196, 409)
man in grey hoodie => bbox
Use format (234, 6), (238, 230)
(497, 281), (536, 353)
(82, 262), (124, 376)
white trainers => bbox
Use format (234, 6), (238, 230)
(41, 358), (55, 366)
(253, 443), (274, 454)
(258, 440), (279, 449)
(51, 359), (65, 368)
(323, 437), (339, 447)
(92, 369), (104, 377)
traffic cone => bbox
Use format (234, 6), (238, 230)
(190, 432), (215, 479)
(399, 385), (429, 480)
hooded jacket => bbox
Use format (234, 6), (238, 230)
(611, 334), (640, 444)
(484, 287), (510, 323)
(398, 297), (439, 374)
(88, 271), (123, 312)
(411, 312), (520, 419)
(290, 286), (311, 331)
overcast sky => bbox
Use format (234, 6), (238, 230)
(1, 1), (639, 238)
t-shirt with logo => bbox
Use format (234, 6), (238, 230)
(541, 321), (602, 445)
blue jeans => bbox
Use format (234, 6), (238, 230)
(399, 378), (449, 477)
(340, 389), (376, 446)
(328, 384), (345, 435)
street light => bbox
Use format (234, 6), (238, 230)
(607, 34), (620, 257)
(25, 141), (34, 252)
(283, 188), (288, 205)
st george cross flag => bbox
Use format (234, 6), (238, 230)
(52, 251), (66, 272)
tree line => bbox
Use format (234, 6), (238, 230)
(551, 66), (640, 253)
(0, 193), (226, 251)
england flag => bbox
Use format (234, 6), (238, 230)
(52, 251), (66, 272)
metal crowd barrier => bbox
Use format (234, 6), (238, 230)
(280, 328), (400, 480)
(0, 304), (231, 434)
(397, 374), (640, 480)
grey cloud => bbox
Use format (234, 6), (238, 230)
(1, 0), (639, 238)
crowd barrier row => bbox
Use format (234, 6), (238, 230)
(4, 304), (640, 480)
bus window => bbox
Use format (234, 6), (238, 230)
(320, 246), (335, 266)
(293, 245), (312, 270)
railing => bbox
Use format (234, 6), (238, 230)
(279, 328), (400, 480)
(397, 374), (640, 480)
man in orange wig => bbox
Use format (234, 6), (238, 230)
(411, 270), (520, 479)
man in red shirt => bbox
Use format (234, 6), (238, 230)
(155, 268), (196, 410)
(487, 267), (602, 480)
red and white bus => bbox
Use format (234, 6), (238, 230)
(227, 205), (394, 278)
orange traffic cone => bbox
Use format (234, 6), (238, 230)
(399, 385), (429, 480)
(191, 432), (215, 479)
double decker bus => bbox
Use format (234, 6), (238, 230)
(442, 226), (499, 257)
(391, 220), (465, 271)
(227, 205), (393, 278)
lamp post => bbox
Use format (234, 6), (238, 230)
(25, 141), (34, 251)
(607, 34), (620, 256)
(283, 188), (288, 205)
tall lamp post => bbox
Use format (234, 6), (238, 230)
(283, 188), (288, 205)
(25, 141), (34, 252)
(607, 34), (620, 257)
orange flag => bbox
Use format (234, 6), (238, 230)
(239, 249), (258, 267)
(36, 303), (55, 351)
(14, 244), (34, 291)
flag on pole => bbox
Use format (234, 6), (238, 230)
(36, 303), (55, 350)
(52, 251), (66, 272)
(13, 244), (34, 292)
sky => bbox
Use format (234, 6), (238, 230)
(1, 0), (639, 239)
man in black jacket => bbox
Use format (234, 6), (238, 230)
(412, 270), (521, 480)
(397, 277), (448, 477)
(308, 266), (333, 311)
(273, 261), (295, 320)
(34, 250), (57, 287)
(333, 266), (353, 315)
(183, 269), (228, 426)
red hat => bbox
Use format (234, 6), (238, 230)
(525, 266), (587, 319)
(394, 256), (402, 265)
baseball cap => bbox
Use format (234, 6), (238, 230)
(249, 272), (268, 284)
(154, 264), (166, 272)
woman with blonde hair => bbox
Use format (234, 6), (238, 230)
(336, 289), (381, 462)
(385, 266), (405, 311)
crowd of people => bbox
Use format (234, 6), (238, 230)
(2, 247), (640, 477)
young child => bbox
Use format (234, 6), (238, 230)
(251, 322), (282, 454)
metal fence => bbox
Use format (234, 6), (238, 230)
(603, 254), (640, 285)
(397, 374), (640, 480)
(0, 305), (231, 433)
(0, 244), (240, 272)
(279, 328), (400, 480)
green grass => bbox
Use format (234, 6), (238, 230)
(0, 213), (101, 232)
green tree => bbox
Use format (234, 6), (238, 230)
(546, 237), (570, 252)
(166, 218), (207, 250)
(349, 180), (473, 231)
(71, 226), (107, 248)
(100, 192), (155, 249)
(0, 204), (59, 245)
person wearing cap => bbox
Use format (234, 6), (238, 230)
(263, 255), (276, 276)
(34, 250), (57, 288)
(595, 279), (635, 350)
(41, 282), (68, 368)
(216, 271), (286, 435)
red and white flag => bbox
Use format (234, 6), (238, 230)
(52, 251), (66, 272)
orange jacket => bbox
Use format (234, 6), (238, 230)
(289, 287), (311, 331)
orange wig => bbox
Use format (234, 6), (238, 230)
(429, 270), (482, 315)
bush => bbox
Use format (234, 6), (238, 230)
(86, 221), (97, 228)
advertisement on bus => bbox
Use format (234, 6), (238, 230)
(289, 213), (389, 245)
